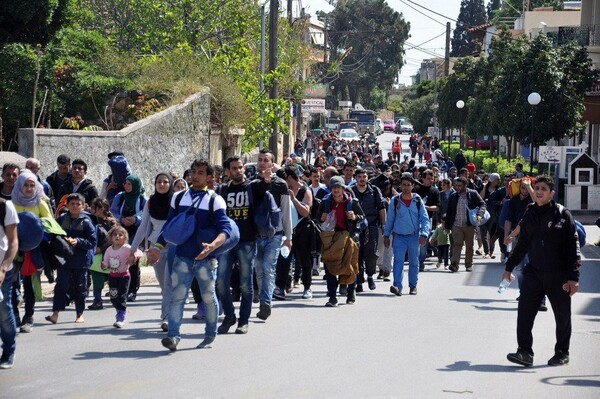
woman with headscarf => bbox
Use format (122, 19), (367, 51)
(129, 173), (172, 331)
(11, 171), (52, 333)
(111, 174), (147, 302)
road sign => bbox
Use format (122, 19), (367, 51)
(538, 146), (560, 163)
(301, 98), (326, 113)
(339, 100), (352, 108)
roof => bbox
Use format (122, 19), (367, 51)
(468, 23), (493, 33)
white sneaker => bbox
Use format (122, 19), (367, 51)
(302, 289), (313, 299)
(113, 321), (124, 328)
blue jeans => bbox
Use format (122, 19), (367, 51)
(217, 241), (256, 325)
(255, 234), (283, 307)
(168, 256), (218, 340)
(418, 231), (433, 268)
(392, 233), (420, 291)
(0, 267), (16, 357)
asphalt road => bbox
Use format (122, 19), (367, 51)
(2, 225), (599, 398)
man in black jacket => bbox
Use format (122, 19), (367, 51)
(444, 177), (486, 272)
(503, 176), (580, 367)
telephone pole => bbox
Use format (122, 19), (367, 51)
(268, 0), (279, 160)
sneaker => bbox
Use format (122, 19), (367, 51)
(465, 266), (473, 272)
(161, 337), (179, 352)
(475, 249), (483, 256)
(0, 352), (15, 369)
(355, 284), (363, 293)
(20, 323), (33, 333)
(113, 321), (124, 328)
(389, 285), (402, 296)
(368, 277), (376, 291)
(409, 287), (417, 295)
(302, 289), (313, 299)
(507, 350), (533, 366)
(235, 324), (249, 334)
(217, 316), (237, 334)
(539, 304), (548, 312)
(419, 265), (425, 272)
(312, 269), (319, 276)
(449, 264), (458, 272)
(436, 262), (442, 269)
(160, 321), (169, 332)
(346, 291), (356, 304)
(253, 292), (259, 304)
(196, 336), (215, 349)
(256, 303), (271, 320)
(87, 301), (103, 310)
(339, 285), (348, 296)
(127, 294), (137, 302)
(547, 352), (569, 366)
(272, 287), (286, 301)
(377, 270), (384, 279)
(293, 279), (300, 288)
(325, 297), (338, 307)
(383, 271), (391, 282)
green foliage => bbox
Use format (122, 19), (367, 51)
(386, 95), (406, 115)
(0, 0), (73, 45)
(440, 141), (538, 175)
(405, 93), (435, 134)
(369, 87), (386, 111)
(328, 0), (410, 108)
(451, 0), (487, 57)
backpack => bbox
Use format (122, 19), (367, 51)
(323, 194), (368, 231)
(107, 155), (132, 185)
(247, 184), (282, 238)
(393, 194), (421, 217)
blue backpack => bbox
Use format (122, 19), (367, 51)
(247, 184), (282, 238)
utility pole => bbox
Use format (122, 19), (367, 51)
(444, 22), (451, 77)
(259, 4), (267, 149)
(269, 0), (279, 160)
(287, 0), (293, 24)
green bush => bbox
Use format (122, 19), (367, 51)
(440, 140), (539, 175)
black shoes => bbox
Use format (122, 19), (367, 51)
(88, 301), (103, 310)
(389, 286), (402, 296)
(507, 350), (533, 366)
(217, 316), (237, 334)
(196, 336), (215, 349)
(465, 266), (472, 272)
(256, 303), (271, 320)
(449, 264), (458, 272)
(539, 304), (548, 312)
(325, 297), (338, 307)
(383, 271), (391, 282)
(235, 324), (249, 334)
(346, 291), (356, 304)
(409, 287), (417, 295)
(548, 352), (569, 366)
(355, 284), (363, 293)
(367, 277), (376, 291)
(161, 337), (179, 352)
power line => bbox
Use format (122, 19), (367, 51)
(397, 0), (447, 27)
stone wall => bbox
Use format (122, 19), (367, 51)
(18, 90), (218, 191)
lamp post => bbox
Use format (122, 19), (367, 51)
(527, 92), (541, 173)
(456, 100), (464, 151)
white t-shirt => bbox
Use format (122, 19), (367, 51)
(0, 200), (20, 272)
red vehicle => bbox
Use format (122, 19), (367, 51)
(383, 120), (396, 132)
(468, 135), (498, 150)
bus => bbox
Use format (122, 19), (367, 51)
(348, 109), (376, 135)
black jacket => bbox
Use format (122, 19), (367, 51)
(505, 201), (580, 281)
(350, 183), (385, 226)
(444, 189), (486, 230)
(58, 178), (99, 205)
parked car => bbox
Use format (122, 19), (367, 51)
(339, 128), (360, 142)
(396, 120), (414, 134)
(468, 135), (498, 150)
(383, 120), (396, 132)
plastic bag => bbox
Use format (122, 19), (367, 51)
(321, 211), (337, 232)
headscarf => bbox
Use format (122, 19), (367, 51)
(173, 178), (189, 192)
(12, 171), (45, 208)
(123, 174), (145, 212)
(149, 172), (173, 220)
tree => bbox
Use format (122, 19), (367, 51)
(493, 0), (563, 21)
(0, 0), (73, 45)
(486, 0), (501, 20)
(405, 93), (435, 134)
(451, 0), (487, 57)
(327, 0), (410, 108)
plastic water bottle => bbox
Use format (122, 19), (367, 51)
(0, 289), (3, 303)
(506, 241), (513, 253)
(280, 246), (290, 259)
(498, 279), (512, 294)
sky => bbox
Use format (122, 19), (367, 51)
(299, 0), (464, 86)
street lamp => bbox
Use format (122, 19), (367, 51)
(456, 100), (464, 150)
(527, 92), (541, 173)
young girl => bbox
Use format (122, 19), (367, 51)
(101, 226), (138, 328)
(430, 215), (451, 269)
(88, 198), (117, 310)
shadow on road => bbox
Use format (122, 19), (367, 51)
(539, 375), (600, 387)
(437, 360), (539, 373)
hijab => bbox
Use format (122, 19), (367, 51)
(172, 178), (189, 192)
(123, 174), (145, 212)
(149, 172), (173, 220)
(12, 171), (45, 208)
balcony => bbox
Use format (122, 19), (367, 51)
(556, 25), (600, 46)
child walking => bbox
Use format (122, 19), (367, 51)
(101, 226), (138, 328)
(430, 215), (451, 269)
